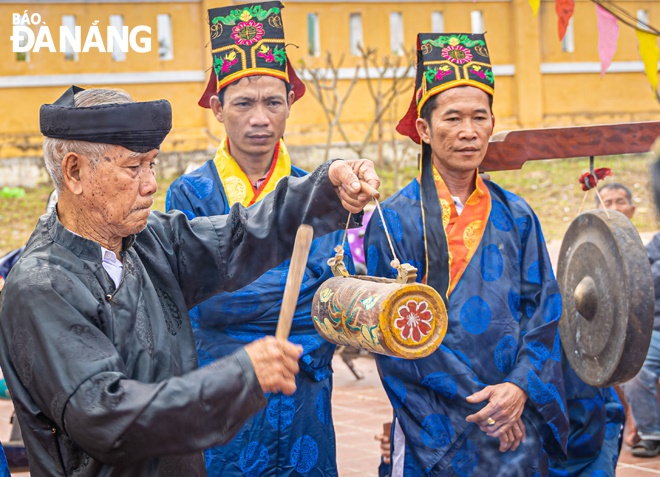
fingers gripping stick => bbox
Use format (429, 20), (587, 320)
(360, 180), (380, 200)
(276, 225), (314, 341)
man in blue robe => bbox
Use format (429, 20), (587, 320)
(167, 2), (351, 475)
(365, 33), (570, 476)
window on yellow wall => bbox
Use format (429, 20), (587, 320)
(158, 14), (174, 61)
(62, 15), (78, 62)
(562, 17), (575, 53)
(637, 9), (650, 28)
(470, 10), (484, 34)
(110, 15), (126, 61)
(390, 12), (404, 56)
(350, 13), (363, 56)
(432, 12), (445, 34)
(308, 13), (320, 56)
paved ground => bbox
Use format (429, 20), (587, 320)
(332, 353), (390, 476)
(618, 451), (660, 476)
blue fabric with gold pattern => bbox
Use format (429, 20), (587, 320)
(365, 178), (569, 476)
(548, 360), (623, 477)
(167, 161), (352, 477)
(0, 445), (10, 477)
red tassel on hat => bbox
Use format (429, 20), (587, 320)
(198, 58), (306, 109)
(198, 69), (218, 109)
(286, 57), (306, 105)
(396, 94), (421, 144)
(396, 35), (423, 143)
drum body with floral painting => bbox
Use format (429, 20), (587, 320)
(312, 262), (448, 359)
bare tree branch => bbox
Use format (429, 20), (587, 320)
(299, 46), (415, 162)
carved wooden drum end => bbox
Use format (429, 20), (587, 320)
(312, 275), (448, 359)
(558, 208), (654, 387)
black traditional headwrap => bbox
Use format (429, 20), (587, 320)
(39, 85), (172, 153)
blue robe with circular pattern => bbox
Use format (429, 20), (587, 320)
(548, 357), (623, 477)
(0, 446), (9, 477)
(167, 160), (352, 477)
(364, 178), (570, 477)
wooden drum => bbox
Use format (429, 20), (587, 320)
(312, 274), (448, 359)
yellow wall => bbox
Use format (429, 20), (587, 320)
(1, 4), (205, 76)
(0, 1), (210, 157)
(535, 0), (660, 124)
(279, 1), (519, 141)
(1, 0), (659, 160)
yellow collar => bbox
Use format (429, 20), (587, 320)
(213, 138), (292, 207)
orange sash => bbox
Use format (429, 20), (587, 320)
(429, 168), (491, 295)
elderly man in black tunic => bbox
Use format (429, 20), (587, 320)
(0, 86), (379, 476)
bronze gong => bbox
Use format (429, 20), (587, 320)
(557, 208), (654, 387)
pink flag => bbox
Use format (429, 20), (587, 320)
(596, 5), (619, 76)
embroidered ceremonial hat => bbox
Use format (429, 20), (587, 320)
(198, 1), (305, 108)
(397, 33), (494, 143)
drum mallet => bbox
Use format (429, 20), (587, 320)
(276, 224), (314, 341)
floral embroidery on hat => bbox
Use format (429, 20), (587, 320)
(231, 19), (265, 46)
(257, 45), (287, 65)
(212, 4), (281, 26)
(442, 45), (473, 64)
(425, 66), (453, 84)
(213, 51), (239, 76)
(207, 2), (297, 96)
(423, 34), (486, 49)
(469, 65), (495, 84)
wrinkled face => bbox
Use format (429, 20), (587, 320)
(80, 146), (158, 238)
(599, 187), (635, 219)
(416, 86), (494, 176)
(212, 76), (292, 161)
